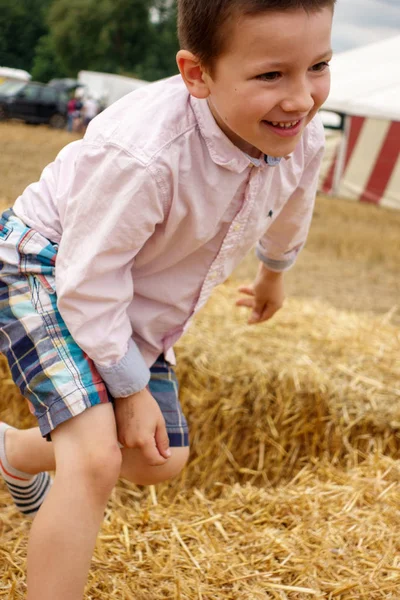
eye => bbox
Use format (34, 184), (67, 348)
(310, 61), (330, 73)
(256, 71), (281, 82)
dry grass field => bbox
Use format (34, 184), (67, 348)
(1, 122), (400, 599)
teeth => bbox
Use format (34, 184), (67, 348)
(270, 120), (299, 128)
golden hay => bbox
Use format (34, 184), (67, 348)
(0, 241), (399, 597)
(0, 122), (80, 207)
(1, 284), (399, 491)
(173, 284), (400, 490)
(1, 122), (400, 599)
(1, 456), (400, 599)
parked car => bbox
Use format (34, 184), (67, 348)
(0, 80), (68, 128)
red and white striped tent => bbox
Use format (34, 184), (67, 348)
(320, 35), (400, 210)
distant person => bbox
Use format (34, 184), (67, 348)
(66, 95), (76, 132)
(0, 0), (334, 598)
(73, 97), (84, 132)
(82, 96), (99, 129)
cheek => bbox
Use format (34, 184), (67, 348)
(221, 96), (250, 125)
(232, 93), (270, 123)
(315, 75), (331, 106)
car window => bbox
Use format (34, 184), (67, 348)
(0, 81), (26, 96)
(18, 85), (42, 100)
(59, 91), (69, 103)
(41, 88), (58, 103)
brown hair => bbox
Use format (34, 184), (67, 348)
(177, 0), (335, 71)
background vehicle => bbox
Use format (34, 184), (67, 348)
(0, 81), (68, 128)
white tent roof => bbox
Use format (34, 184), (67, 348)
(0, 67), (31, 81)
(78, 70), (148, 106)
(323, 35), (400, 122)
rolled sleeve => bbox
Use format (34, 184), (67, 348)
(94, 338), (150, 397)
(255, 246), (298, 272)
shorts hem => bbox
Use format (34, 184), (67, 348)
(37, 400), (189, 447)
(36, 394), (110, 438)
(167, 431), (189, 447)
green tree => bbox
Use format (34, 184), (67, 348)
(135, 0), (179, 81)
(0, 0), (180, 83)
(47, 0), (155, 77)
(0, 0), (52, 73)
(40, 0), (179, 81)
(31, 34), (68, 82)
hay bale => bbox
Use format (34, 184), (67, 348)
(0, 282), (399, 491)
(0, 358), (35, 429)
(174, 284), (400, 490)
(2, 456), (400, 598)
(1, 284), (399, 597)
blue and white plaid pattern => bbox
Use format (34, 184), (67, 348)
(0, 209), (189, 447)
(149, 358), (189, 447)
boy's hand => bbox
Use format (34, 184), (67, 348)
(114, 388), (171, 466)
(236, 263), (285, 324)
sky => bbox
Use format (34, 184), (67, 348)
(332, 0), (400, 53)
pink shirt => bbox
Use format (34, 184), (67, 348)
(13, 75), (325, 397)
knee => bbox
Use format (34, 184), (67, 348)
(121, 446), (190, 486)
(52, 404), (123, 504)
(73, 443), (122, 501)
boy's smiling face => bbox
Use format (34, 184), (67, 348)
(201, 7), (333, 158)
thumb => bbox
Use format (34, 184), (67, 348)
(155, 420), (171, 459)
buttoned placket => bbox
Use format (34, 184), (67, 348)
(161, 167), (259, 351)
(192, 165), (263, 315)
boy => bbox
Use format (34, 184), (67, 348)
(0, 0), (334, 598)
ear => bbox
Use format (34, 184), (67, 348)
(176, 50), (211, 99)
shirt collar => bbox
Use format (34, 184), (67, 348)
(190, 96), (253, 174)
(244, 153), (283, 167)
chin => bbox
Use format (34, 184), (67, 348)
(264, 138), (301, 158)
(261, 146), (293, 158)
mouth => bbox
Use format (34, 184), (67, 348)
(266, 120), (301, 129)
(262, 118), (303, 138)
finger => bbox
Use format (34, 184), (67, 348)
(259, 303), (280, 322)
(248, 301), (267, 324)
(155, 421), (171, 459)
(237, 286), (255, 296)
(140, 437), (168, 466)
(235, 298), (255, 308)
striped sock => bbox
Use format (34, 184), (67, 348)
(0, 422), (52, 518)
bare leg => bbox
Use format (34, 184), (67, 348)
(26, 403), (122, 600)
(5, 427), (55, 474)
(6, 426), (189, 484)
(5, 419), (189, 600)
(120, 446), (189, 485)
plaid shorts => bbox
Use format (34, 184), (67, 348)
(0, 209), (189, 447)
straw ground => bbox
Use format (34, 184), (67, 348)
(1, 121), (400, 598)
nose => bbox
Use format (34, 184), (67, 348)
(280, 77), (314, 114)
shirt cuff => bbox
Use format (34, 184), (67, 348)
(256, 244), (296, 272)
(94, 338), (150, 398)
